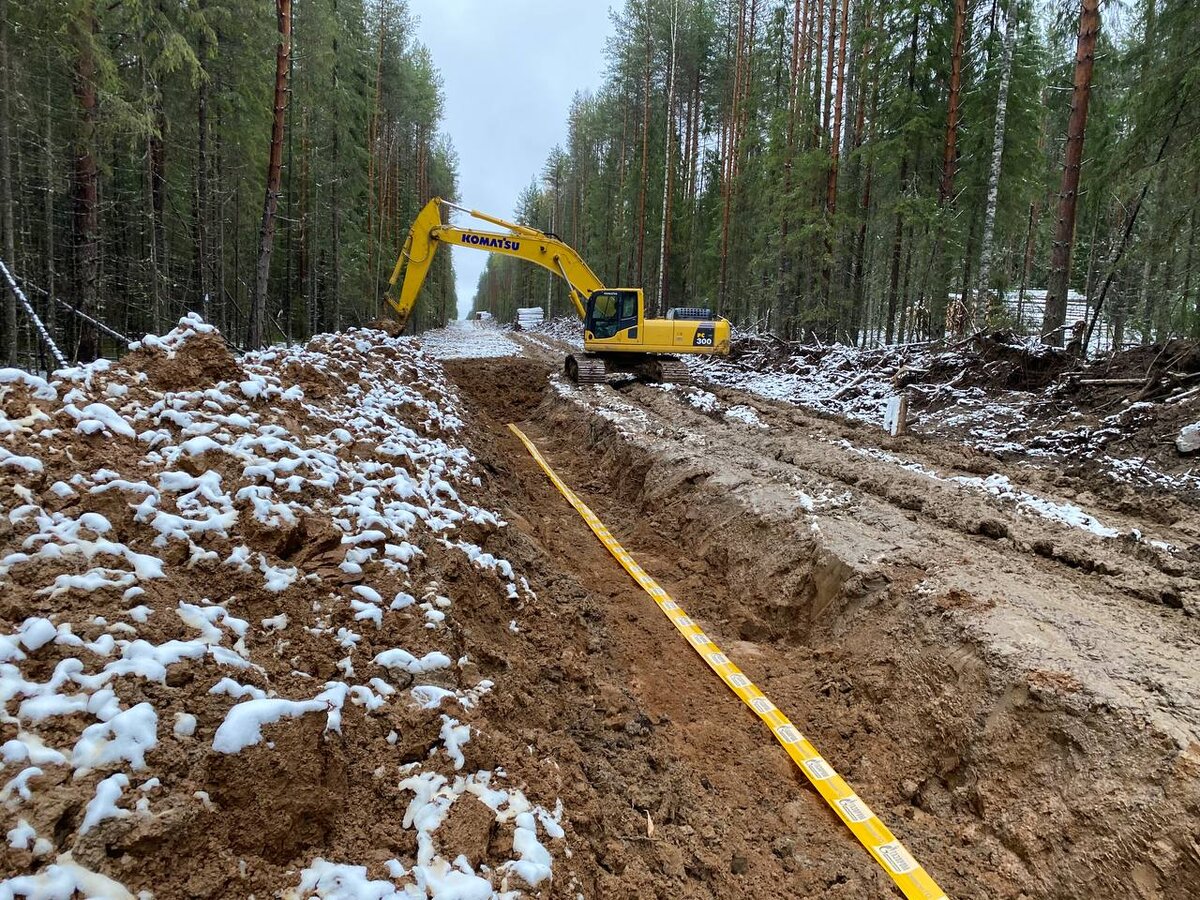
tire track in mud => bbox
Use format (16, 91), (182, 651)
(445, 348), (1200, 900)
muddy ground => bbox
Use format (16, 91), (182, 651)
(441, 330), (1200, 899)
(2, 320), (1197, 899)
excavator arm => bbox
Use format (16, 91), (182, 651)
(385, 197), (605, 331)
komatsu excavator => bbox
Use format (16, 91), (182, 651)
(385, 198), (731, 384)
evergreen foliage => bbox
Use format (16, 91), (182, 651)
(0, 0), (456, 363)
(473, 0), (1200, 350)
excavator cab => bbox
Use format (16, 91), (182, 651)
(584, 290), (641, 341)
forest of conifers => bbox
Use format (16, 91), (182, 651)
(3, 0), (1200, 365)
(0, 0), (458, 366)
(473, 0), (1200, 351)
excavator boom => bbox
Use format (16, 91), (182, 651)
(387, 198), (601, 330)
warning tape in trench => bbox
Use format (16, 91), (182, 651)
(507, 423), (948, 900)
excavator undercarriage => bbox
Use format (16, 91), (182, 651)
(564, 353), (691, 386)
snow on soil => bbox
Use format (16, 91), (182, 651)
(0, 315), (564, 897)
(420, 322), (520, 360)
(685, 334), (1200, 496)
(831, 439), (1156, 543)
(531, 318), (1175, 546)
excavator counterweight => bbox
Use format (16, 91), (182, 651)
(386, 198), (731, 383)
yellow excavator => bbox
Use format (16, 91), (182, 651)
(385, 198), (731, 383)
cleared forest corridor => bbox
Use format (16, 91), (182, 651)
(0, 308), (1197, 897)
(3, 0), (1200, 896)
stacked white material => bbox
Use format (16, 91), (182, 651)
(515, 307), (544, 330)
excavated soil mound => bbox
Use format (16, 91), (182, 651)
(0, 319), (588, 898)
(119, 325), (241, 392)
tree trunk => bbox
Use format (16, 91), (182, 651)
(284, 26), (295, 339)
(657, 1), (679, 316)
(234, 176), (242, 336)
(847, 1), (875, 340)
(960, 209), (979, 326)
(731, 0), (759, 321)
(825, 0), (849, 214)
(940, 0), (966, 208)
(1112, 283), (1126, 350)
(43, 64), (56, 340)
(686, 67), (701, 295)
(822, 0), (835, 149)
(818, 0), (850, 326)
(613, 94), (629, 287)
(719, 0), (747, 314)
(636, 9), (652, 288)
(72, 0), (100, 362)
(195, 10), (211, 320)
(897, 223), (913, 341)
(151, 98), (167, 327)
(885, 6), (919, 344)
(1042, 0), (1099, 346)
(330, 0), (342, 332)
(367, 0), (387, 312)
(811, 0), (823, 149)
(1187, 203), (1198, 337)
(976, 0), (1018, 326)
(1083, 214), (1100, 314)
(1, 0), (17, 365)
(1017, 200), (1039, 327)
(937, 0), (967, 338)
(777, 0), (803, 333)
(250, 0), (292, 348)
(885, 154), (907, 345)
(142, 52), (163, 333)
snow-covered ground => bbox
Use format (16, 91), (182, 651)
(684, 339), (1200, 497)
(420, 321), (521, 360)
(0, 316), (564, 897)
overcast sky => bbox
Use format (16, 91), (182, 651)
(409, 1), (616, 319)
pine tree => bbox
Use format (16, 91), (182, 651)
(250, 0), (291, 348)
(1042, 0), (1100, 346)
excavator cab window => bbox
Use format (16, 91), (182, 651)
(586, 290), (639, 340)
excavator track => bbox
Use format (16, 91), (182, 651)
(565, 354), (608, 384)
(653, 356), (691, 385)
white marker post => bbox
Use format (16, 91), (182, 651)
(884, 394), (909, 437)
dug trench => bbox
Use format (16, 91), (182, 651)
(443, 355), (1200, 899)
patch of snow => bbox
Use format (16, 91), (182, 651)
(724, 405), (767, 428)
(79, 773), (130, 833)
(212, 683), (345, 754)
(0, 852), (135, 899)
(420, 323), (522, 361)
(71, 703), (158, 774)
(374, 649), (453, 676)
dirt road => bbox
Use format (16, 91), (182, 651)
(436, 326), (1200, 899)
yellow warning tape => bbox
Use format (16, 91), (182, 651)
(508, 424), (948, 900)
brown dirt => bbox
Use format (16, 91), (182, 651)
(4, 322), (1199, 898)
(0, 328), (585, 898)
(446, 335), (1200, 899)
(119, 329), (242, 392)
